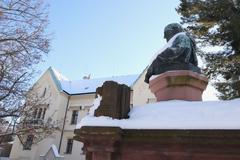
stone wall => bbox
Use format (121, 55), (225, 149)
(74, 126), (240, 160)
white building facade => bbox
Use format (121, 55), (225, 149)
(10, 67), (156, 160)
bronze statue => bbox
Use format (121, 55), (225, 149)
(145, 23), (201, 83)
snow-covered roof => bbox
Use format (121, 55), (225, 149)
(51, 68), (69, 81)
(60, 74), (138, 94)
(77, 98), (240, 129)
(48, 67), (138, 95)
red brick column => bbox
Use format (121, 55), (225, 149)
(74, 127), (122, 160)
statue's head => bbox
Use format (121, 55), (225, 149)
(164, 23), (183, 42)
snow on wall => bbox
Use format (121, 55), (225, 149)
(77, 98), (240, 129)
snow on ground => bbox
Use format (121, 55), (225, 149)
(77, 98), (240, 129)
(202, 84), (218, 101)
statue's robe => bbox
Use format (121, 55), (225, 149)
(145, 33), (200, 83)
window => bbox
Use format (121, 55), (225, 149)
(23, 135), (33, 150)
(42, 108), (47, 119)
(37, 108), (42, 119)
(42, 88), (47, 97)
(71, 110), (78, 125)
(33, 108), (38, 119)
(66, 139), (73, 154)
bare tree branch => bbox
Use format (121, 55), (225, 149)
(0, 0), (53, 146)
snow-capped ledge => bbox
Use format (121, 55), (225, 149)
(77, 99), (240, 130)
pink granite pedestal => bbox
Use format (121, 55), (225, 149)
(149, 70), (208, 101)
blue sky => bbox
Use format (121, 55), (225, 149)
(39, 0), (218, 101)
(40, 0), (181, 80)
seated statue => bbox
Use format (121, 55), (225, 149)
(145, 23), (201, 83)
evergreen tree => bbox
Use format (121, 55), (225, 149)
(177, 0), (240, 100)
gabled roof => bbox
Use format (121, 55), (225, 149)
(48, 67), (64, 92)
(48, 67), (139, 95)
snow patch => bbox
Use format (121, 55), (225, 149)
(149, 75), (159, 81)
(149, 32), (186, 63)
(201, 45), (225, 53)
(51, 144), (64, 157)
(208, 24), (219, 34)
(40, 144), (64, 158)
(89, 95), (102, 116)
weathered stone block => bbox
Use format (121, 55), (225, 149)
(74, 126), (240, 160)
(94, 81), (130, 119)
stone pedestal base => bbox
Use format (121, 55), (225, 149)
(74, 127), (240, 160)
(149, 70), (208, 101)
(74, 127), (122, 160)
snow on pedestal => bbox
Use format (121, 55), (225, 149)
(77, 98), (240, 130)
(75, 98), (240, 160)
(88, 95), (102, 116)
